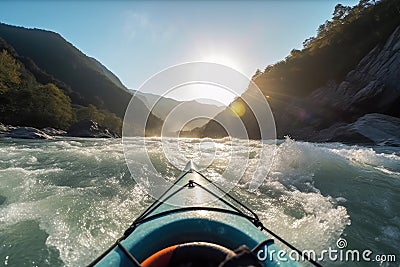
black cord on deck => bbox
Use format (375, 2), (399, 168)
(116, 240), (142, 267)
(258, 224), (323, 267)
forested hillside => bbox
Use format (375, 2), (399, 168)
(0, 24), (162, 134)
(0, 41), (74, 130)
(254, 0), (399, 98)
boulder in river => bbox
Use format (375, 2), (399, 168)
(0, 123), (10, 137)
(9, 127), (53, 139)
(315, 113), (400, 146)
(68, 120), (119, 138)
(0, 123), (9, 133)
(41, 127), (67, 136)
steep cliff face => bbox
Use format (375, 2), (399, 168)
(310, 25), (400, 118)
(273, 25), (400, 144)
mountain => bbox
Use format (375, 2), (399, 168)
(0, 23), (128, 116)
(0, 23), (162, 135)
(0, 39), (74, 130)
(88, 56), (129, 92)
(301, 25), (400, 144)
(134, 91), (224, 134)
(198, 0), (400, 145)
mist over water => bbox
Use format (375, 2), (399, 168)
(0, 137), (399, 266)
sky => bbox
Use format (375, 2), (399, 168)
(0, 0), (359, 104)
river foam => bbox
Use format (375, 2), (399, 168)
(0, 137), (398, 266)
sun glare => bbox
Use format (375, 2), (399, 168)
(165, 83), (236, 106)
(202, 54), (242, 73)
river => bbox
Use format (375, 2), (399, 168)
(0, 137), (399, 266)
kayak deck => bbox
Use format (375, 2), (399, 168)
(91, 162), (303, 267)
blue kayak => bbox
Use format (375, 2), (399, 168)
(89, 161), (318, 267)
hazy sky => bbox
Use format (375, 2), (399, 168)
(0, 0), (358, 103)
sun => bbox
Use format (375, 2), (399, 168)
(202, 54), (242, 72)
(165, 82), (237, 106)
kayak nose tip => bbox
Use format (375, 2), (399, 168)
(184, 160), (197, 172)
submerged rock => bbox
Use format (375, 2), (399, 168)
(9, 127), (53, 139)
(315, 114), (400, 146)
(41, 127), (67, 136)
(0, 123), (9, 133)
(0, 195), (6, 205)
(0, 123), (10, 137)
(68, 120), (119, 138)
(353, 114), (400, 146)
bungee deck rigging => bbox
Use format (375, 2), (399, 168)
(89, 161), (323, 267)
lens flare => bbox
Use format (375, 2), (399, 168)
(230, 101), (246, 117)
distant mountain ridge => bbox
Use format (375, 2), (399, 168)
(134, 91), (224, 132)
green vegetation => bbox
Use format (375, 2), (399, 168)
(254, 0), (400, 99)
(0, 23), (131, 118)
(0, 48), (73, 129)
(0, 23), (163, 136)
(0, 49), (20, 92)
(0, 49), (73, 129)
(73, 104), (122, 134)
(0, 83), (73, 129)
(0, 46), (123, 133)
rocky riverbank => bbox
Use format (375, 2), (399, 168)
(0, 120), (119, 139)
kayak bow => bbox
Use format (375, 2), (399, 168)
(89, 161), (320, 267)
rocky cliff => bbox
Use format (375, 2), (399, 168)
(277, 25), (400, 145)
